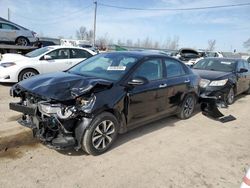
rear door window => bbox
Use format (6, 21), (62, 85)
(70, 49), (92, 59)
(164, 59), (186, 78)
(1, 23), (19, 30)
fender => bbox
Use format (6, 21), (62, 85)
(74, 117), (92, 150)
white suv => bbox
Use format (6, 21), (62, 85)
(0, 18), (37, 46)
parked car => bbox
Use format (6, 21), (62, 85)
(9, 51), (200, 155)
(188, 51), (224, 66)
(175, 48), (200, 65)
(0, 45), (96, 82)
(0, 17), (37, 46)
(192, 58), (250, 104)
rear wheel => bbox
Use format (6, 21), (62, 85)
(226, 88), (235, 105)
(16, 37), (29, 46)
(18, 69), (38, 81)
(177, 94), (196, 119)
(82, 112), (118, 155)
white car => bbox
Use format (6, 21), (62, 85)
(0, 45), (96, 83)
(0, 17), (37, 46)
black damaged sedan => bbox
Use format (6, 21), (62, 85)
(10, 51), (200, 155)
(192, 58), (250, 104)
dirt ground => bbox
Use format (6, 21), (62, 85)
(0, 84), (249, 188)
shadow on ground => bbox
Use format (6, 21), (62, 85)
(0, 130), (40, 159)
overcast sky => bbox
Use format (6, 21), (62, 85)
(0, 0), (250, 52)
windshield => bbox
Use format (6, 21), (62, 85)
(68, 53), (139, 81)
(193, 59), (236, 72)
(25, 46), (53, 57)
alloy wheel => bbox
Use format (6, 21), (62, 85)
(92, 120), (115, 150)
(17, 38), (28, 46)
(183, 96), (195, 118)
(22, 71), (36, 80)
(227, 88), (235, 104)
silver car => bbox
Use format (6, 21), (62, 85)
(0, 17), (37, 46)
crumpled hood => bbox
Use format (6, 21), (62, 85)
(0, 53), (28, 63)
(12, 72), (113, 101)
(192, 69), (233, 80)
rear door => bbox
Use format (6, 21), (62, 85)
(163, 58), (191, 114)
(243, 60), (250, 91)
(236, 61), (248, 94)
(69, 48), (93, 66)
(127, 58), (167, 127)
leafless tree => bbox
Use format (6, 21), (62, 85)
(76, 26), (87, 40)
(154, 41), (160, 49)
(243, 38), (250, 51)
(126, 39), (133, 46)
(76, 26), (94, 42)
(142, 37), (152, 48)
(207, 39), (216, 51)
(164, 36), (179, 50)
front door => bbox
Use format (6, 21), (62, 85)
(126, 58), (166, 127)
(40, 48), (71, 73)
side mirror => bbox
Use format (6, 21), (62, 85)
(238, 68), (248, 73)
(43, 55), (52, 60)
(128, 77), (148, 86)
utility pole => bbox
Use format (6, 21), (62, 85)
(93, 1), (97, 47)
(8, 8), (10, 21)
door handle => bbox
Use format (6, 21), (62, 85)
(159, 83), (167, 88)
(184, 79), (190, 83)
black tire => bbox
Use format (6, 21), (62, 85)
(226, 87), (235, 105)
(82, 112), (119, 155)
(15, 37), (29, 46)
(177, 94), (196, 119)
(18, 69), (38, 81)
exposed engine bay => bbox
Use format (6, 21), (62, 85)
(9, 78), (108, 150)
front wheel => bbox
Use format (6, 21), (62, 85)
(177, 94), (196, 119)
(226, 88), (235, 105)
(18, 69), (38, 81)
(82, 112), (119, 155)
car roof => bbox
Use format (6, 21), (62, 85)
(46, 45), (96, 54)
(100, 51), (170, 58)
(0, 17), (29, 30)
(204, 57), (244, 61)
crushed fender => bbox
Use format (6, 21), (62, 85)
(200, 95), (236, 123)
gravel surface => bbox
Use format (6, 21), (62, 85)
(0, 84), (249, 188)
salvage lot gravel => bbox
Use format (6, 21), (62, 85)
(0, 84), (249, 188)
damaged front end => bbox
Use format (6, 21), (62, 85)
(8, 72), (116, 150)
(199, 89), (236, 123)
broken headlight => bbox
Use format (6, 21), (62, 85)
(209, 79), (228, 86)
(199, 79), (210, 88)
(77, 94), (96, 111)
(38, 102), (73, 119)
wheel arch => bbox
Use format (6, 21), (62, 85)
(18, 67), (40, 81)
(74, 109), (125, 150)
(15, 36), (30, 44)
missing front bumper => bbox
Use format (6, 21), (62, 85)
(9, 102), (36, 115)
(200, 95), (236, 123)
